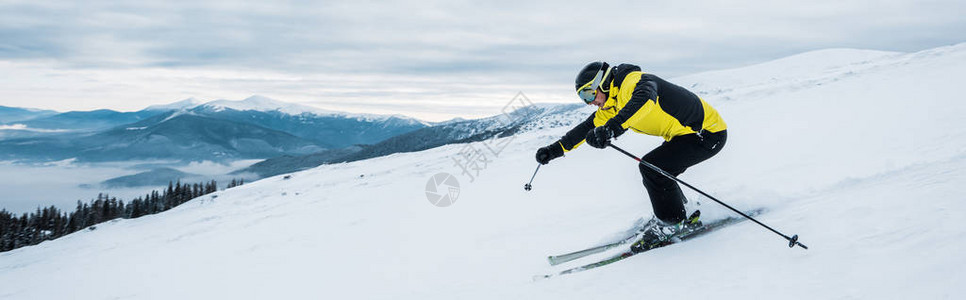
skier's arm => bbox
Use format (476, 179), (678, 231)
(557, 113), (596, 151)
(536, 113), (595, 164)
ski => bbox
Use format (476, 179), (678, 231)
(535, 209), (763, 280)
(547, 230), (640, 266)
(547, 210), (701, 266)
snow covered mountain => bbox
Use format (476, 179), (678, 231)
(197, 95), (340, 116)
(238, 103), (588, 178)
(187, 102), (427, 150)
(0, 96), (428, 162)
(2, 43), (965, 299)
(158, 95), (425, 124)
(143, 97), (204, 111)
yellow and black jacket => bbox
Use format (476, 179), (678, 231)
(557, 63), (727, 151)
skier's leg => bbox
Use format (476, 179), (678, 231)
(640, 151), (688, 224)
(640, 130), (727, 224)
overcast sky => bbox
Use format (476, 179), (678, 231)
(1, 0), (964, 121)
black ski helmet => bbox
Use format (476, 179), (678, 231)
(575, 61), (611, 103)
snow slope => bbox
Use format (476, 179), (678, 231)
(2, 43), (965, 299)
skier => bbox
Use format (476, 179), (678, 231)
(535, 61), (728, 252)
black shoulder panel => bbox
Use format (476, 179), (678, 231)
(612, 64), (642, 89)
(643, 74), (704, 132)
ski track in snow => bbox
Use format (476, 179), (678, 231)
(1, 43), (965, 299)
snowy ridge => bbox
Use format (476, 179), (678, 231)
(200, 95), (338, 115)
(143, 97), (203, 111)
(671, 45), (952, 101)
(145, 95), (427, 124)
(405, 102), (589, 143)
(195, 95), (424, 124)
(2, 43), (965, 299)
(158, 109), (193, 123)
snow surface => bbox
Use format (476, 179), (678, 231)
(2, 43), (965, 299)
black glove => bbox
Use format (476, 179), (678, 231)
(585, 125), (616, 148)
(535, 142), (564, 165)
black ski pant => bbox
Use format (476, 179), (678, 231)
(640, 130), (727, 224)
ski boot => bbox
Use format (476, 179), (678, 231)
(630, 210), (702, 253)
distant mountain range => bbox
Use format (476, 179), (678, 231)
(100, 168), (198, 188)
(0, 95), (428, 162)
(236, 103), (588, 178)
(15, 109), (161, 132)
(0, 106), (58, 123)
(1, 95), (590, 186)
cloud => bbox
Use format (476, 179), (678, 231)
(0, 0), (964, 120)
(0, 124), (71, 132)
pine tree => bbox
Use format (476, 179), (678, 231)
(1, 179), (223, 253)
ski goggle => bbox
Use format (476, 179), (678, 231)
(576, 68), (609, 103)
(576, 70), (603, 103)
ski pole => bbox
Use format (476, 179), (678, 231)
(524, 164), (541, 191)
(608, 143), (808, 250)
